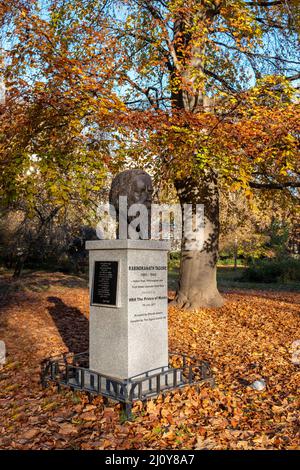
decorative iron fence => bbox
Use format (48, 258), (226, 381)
(41, 351), (214, 420)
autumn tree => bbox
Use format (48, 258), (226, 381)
(0, 0), (123, 208)
(219, 186), (299, 267)
(0, 0), (122, 273)
(1, 1), (300, 305)
(108, 0), (300, 308)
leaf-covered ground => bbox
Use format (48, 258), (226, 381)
(0, 272), (299, 450)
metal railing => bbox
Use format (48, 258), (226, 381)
(41, 351), (214, 420)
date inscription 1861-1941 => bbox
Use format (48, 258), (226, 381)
(92, 261), (118, 306)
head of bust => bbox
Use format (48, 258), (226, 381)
(109, 169), (153, 239)
(109, 169), (153, 210)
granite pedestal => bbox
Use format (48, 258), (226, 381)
(86, 240), (170, 380)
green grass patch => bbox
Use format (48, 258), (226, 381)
(168, 263), (300, 292)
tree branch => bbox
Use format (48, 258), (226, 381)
(212, 40), (300, 66)
(203, 68), (237, 93)
(287, 73), (300, 82)
(248, 1), (285, 6)
(140, 0), (180, 71)
(255, 16), (294, 30)
(122, 75), (161, 108)
(250, 181), (300, 189)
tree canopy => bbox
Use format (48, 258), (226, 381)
(1, 0), (299, 204)
(0, 0), (299, 303)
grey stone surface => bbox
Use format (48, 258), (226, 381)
(86, 239), (170, 251)
(87, 240), (170, 379)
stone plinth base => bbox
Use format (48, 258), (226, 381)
(86, 240), (170, 380)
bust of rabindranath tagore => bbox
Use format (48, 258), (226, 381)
(109, 169), (153, 239)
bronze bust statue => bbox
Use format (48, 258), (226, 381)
(109, 169), (153, 239)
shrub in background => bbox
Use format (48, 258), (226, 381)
(241, 257), (300, 283)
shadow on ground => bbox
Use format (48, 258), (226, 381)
(47, 296), (89, 354)
(0, 271), (88, 298)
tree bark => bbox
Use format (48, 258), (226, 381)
(170, 170), (224, 309)
(168, 7), (224, 308)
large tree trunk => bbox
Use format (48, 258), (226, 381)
(171, 170), (224, 309)
(169, 9), (224, 309)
